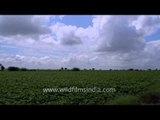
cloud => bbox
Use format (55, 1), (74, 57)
(1, 15), (160, 69)
(59, 15), (65, 20)
(0, 54), (62, 69)
(60, 31), (82, 45)
(93, 16), (146, 53)
(90, 15), (160, 69)
(0, 15), (51, 38)
(50, 23), (82, 46)
(132, 15), (160, 35)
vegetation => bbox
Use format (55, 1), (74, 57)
(1, 66), (5, 71)
(20, 68), (28, 71)
(71, 67), (80, 71)
(0, 70), (160, 105)
(0, 64), (5, 71)
(7, 66), (20, 71)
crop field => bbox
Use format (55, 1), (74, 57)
(0, 70), (160, 105)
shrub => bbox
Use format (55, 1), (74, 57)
(139, 91), (160, 104)
(0, 64), (5, 71)
(8, 66), (20, 71)
(134, 69), (139, 71)
(60, 67), (64, 70)
(128, 68), (134, 71)
(71, 67), (80, 71)
(20, 68), (28, 71)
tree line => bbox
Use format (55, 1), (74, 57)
(0, 64), (82, 71)
(0, 64), (160, 71)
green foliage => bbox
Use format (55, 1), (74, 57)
(8, 66), (20, 71)
(7, 67), (29, 71)
(0, 70), (160, 105)
(1, 66), (5, 71)
(71, 67), (80, 71)
(20, 68), (28, 71)
(108, 95), (139, 105)
(138, 91), (160, 105)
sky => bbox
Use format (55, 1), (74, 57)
(1, 15), (160, 69)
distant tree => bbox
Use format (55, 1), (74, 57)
(0, 64), (5, 71)
(30, 69), (36, 71)
(20, 68), (28, 71)
(1, 65), (5, 71)
(8, 66), (19, 71)
(92, 68), (95, 70)
(128, 68), (134, 71)
(71, 67), (80, 71)
(148, 69), (152, 71)
(109, 69), (112, 71)
(60, 67), (64, 71)
(65, 68), (67, 70)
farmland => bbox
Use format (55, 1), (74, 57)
(0, 70), (160, 105)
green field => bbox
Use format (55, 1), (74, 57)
(0, 70), (160, 105)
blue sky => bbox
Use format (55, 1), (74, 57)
(0, 43), (20, 54)
(60, 15), (93, 28)
(1, 15), (160, 69)
(49, 15), (93, 28)
(145, 28), (160, 41)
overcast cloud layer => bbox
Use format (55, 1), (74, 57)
(1, 15), (160, 69)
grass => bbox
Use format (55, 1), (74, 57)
(0, 70), (160, 105)
(107, 95), (139, 105)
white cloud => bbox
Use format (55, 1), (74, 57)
(0, 15), (51, 38)
(132, 15), (160, 35)
(1, 15), (160, 69)
(50, 23), (82, 46)
(93, 16), (146, 53)
(0, 54), (62, 69)
(59, 15), (65, 20)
